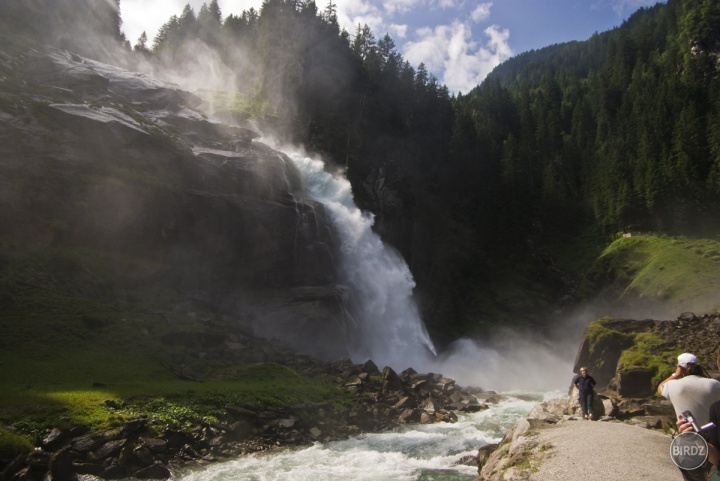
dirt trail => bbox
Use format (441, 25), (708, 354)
(528, 420), (682, 481)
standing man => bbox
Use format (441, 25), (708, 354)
(658, 352), (720, 481)
(572, 366), (597, 420)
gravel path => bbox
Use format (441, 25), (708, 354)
(529, 420), (681, 481)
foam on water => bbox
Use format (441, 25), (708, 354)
(178, 393), (557, 481)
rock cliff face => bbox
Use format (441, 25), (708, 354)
(0, 45), (353, 359)
(573, 312), (720, 397)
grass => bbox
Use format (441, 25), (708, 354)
(0, 246), (355, 461)
(0, 363), (352, 436)
(585, 317), (682, 387)
(579, 235), (720, 313)
(617, 332), (677, 386)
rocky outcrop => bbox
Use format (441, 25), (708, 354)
(0, 44), (362, 360)
(573, 312), (720, 397)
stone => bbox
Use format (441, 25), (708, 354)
(381, 367), (403, 393)
(93, 440), (125, 460)
(100, 465), (130, 480)
(133, 462), (172, 480)
(617, 369), (655, 397)
(393, 396), (415, 409)
(419, 412), (434, 424)
(277, 418), (296, 428)
(48, 448), (74, 481)
(71, 435), (106, 454)
(419, 398), (437, 414)
(139, 437), (168, 453)
(361, 359), (380, 374)
(398, 408), (421, 423)
(42, 428), (67, 451)
(133, 445), (155, 467)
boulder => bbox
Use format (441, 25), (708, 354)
(617, 369), (655, 397)
(133, 462), (172, 480)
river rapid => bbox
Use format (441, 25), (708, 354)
(179, 391), (564, 481)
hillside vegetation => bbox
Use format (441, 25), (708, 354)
(580, 235), (720, 315)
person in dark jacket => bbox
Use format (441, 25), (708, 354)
(572, 367), (597, 420)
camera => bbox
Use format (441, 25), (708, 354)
(682, 410), (701, 431)
(682, 410), (716, 441)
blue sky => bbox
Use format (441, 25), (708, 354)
(120, 0), (665, 94)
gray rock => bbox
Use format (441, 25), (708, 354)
(133, 462), (172, 480)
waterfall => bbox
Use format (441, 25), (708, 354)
(272, 143), (436, 371)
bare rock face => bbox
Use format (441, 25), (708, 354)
(0, 45), (354, 359)
(572, 313), (720, 397)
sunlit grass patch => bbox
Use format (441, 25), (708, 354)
(0, 361), (354, 454)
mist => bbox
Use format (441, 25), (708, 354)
(107, 7), (596, 394)
(432, 336), (576, 392)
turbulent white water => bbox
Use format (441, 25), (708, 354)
(280, 146), (436, 371)
(179, 391), (561, 481)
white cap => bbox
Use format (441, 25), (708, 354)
(678, 353), (699, 368)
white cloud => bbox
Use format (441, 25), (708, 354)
(594, 0), (662, 15)
(485, 24), (513, 59)
(437, 0), (459, 8)
(402, 20), (512, 94)
(621, 0), (662, 13)
(120, 0), (186, 44)
(403, 25), (448, 73)
(389, 23), (409, 39)
(470, 2), (492, 23)
(336, 0), (384, 35)
(383, 0), (424, 15)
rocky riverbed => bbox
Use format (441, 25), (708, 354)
(0, 322), (495, 481)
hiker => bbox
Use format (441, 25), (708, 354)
(572, 367), (597, 420)
(659, 353), (720, 481)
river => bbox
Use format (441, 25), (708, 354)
(179, 390), (564, 481)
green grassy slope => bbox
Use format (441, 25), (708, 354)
(578, 234), (720, 315)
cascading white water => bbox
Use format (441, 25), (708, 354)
(273, 144), (436, 371)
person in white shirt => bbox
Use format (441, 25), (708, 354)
(658, 352), (720, 481)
